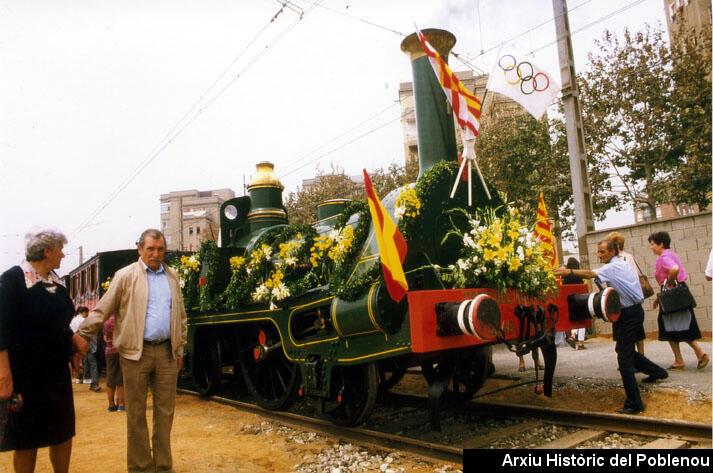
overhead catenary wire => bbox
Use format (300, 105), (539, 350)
(71, 0), (322, 239)
(527, 0), (649, 56)
(279, 109), (414, 181)
(278, 102), (400, 177)
(278, 0), (682, 185)
(69, 0), (672, 242)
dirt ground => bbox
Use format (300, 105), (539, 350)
(392, 374), (713, 423)
(1, 370), (710, 472)
(0, 384), (444, 473)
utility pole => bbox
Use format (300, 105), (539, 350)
(552, 0), (595, 267)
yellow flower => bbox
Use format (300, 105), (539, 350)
(487, 233), (501, 247)
(508, 256), (521, 272)
(229, 256), (246, 272)
(495, 246), (510, 261)
(396, 187), (421, 219)
(484, 248), (496, 261)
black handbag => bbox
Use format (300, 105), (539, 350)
(658, 282), (697, 314)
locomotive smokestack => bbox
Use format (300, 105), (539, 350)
(246, 161), (287, 232)
(401, 29), (458, 178)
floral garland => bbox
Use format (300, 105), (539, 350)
(222, 225), (318, 310)
(213, 201), (380, 310)
(197, 240), (220, 312)
(170, 254), (201, 310)
(328, 200), (382, 301)
(441, 206), (558, 300)
(188, 195), (403, 312)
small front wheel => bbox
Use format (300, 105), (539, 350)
(324, 362), (378, 427)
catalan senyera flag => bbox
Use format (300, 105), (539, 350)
(534, 192), (557, 268)
(363, 169), (408, 302)
(416, 29), (482, 140)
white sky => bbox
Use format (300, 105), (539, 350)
(0, 0), (668, 275)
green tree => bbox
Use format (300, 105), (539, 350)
(284, 160), (418, 224)
(578, 24), (711, 218)
(665, 27), (712, 209)
(284, 163), (362, 225)
(475, 113), (580, 238)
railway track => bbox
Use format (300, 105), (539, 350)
(177, 380), (712, 468)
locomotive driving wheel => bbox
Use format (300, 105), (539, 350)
(324, 362), (378, 427)
(420, 346), (490, 401)
(194, 339), (221, 396)
(239, 324), (300, 411)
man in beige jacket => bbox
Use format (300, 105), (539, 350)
(78, 229), (187, 473)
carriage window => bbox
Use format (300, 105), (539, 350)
(89, 264), (97, 292)
(70, 275), (77, 299)
(80, 270), (86, 295)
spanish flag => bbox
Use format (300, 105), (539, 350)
(363, 170), (408, 302)
(534, 192), (557, 267)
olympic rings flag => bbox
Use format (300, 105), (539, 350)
(488, 52), (561, 120)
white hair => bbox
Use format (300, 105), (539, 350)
(25, 229), (67, 262)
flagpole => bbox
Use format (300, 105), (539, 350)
(471, 151), (491, 200)
(467, 159), (472, 206)
(449, 156), (469, 199)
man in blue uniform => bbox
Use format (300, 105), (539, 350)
(555, 240), (668, 414)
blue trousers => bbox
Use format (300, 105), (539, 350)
(85, 352), (99, 387)
(613, 304), (667, 410)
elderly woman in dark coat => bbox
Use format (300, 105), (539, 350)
(0, 230), (87, 473)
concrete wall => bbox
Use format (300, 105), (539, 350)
(583, 211), (712, 338)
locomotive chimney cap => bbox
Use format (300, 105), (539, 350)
(400, 29), (456, 61)
(248, 161), (284, 190)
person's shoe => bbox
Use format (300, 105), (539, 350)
(566, 338), (576, 349)
(106, 406), (117, 412)
(697, 354), (710, 369)
(83, 379), (91, 384)
(616, 406), (643, 415)
(577, 344), (587, 350)
(72, 378), (80, 384)
(642, 372), (668, 383)
(667, 364), (685, 370)
(518, 365), (527, 372)
(117, 406), (125, 411)
(90, 385), (101, 392)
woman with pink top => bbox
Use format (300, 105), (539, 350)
(648, 231), (709, 370)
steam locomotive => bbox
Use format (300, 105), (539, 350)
(181, 29), (619, 429)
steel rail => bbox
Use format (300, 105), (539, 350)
(383, 392), (712, 443)
(177, 388), (464, 466)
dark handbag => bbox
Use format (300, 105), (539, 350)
(634, 261), (654, 299)
(658, 282), (696, 314)
(0, 393), (23, 445)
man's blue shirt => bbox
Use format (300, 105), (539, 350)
(594, 255), (644, 308)
(140, 260), (172, 341)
